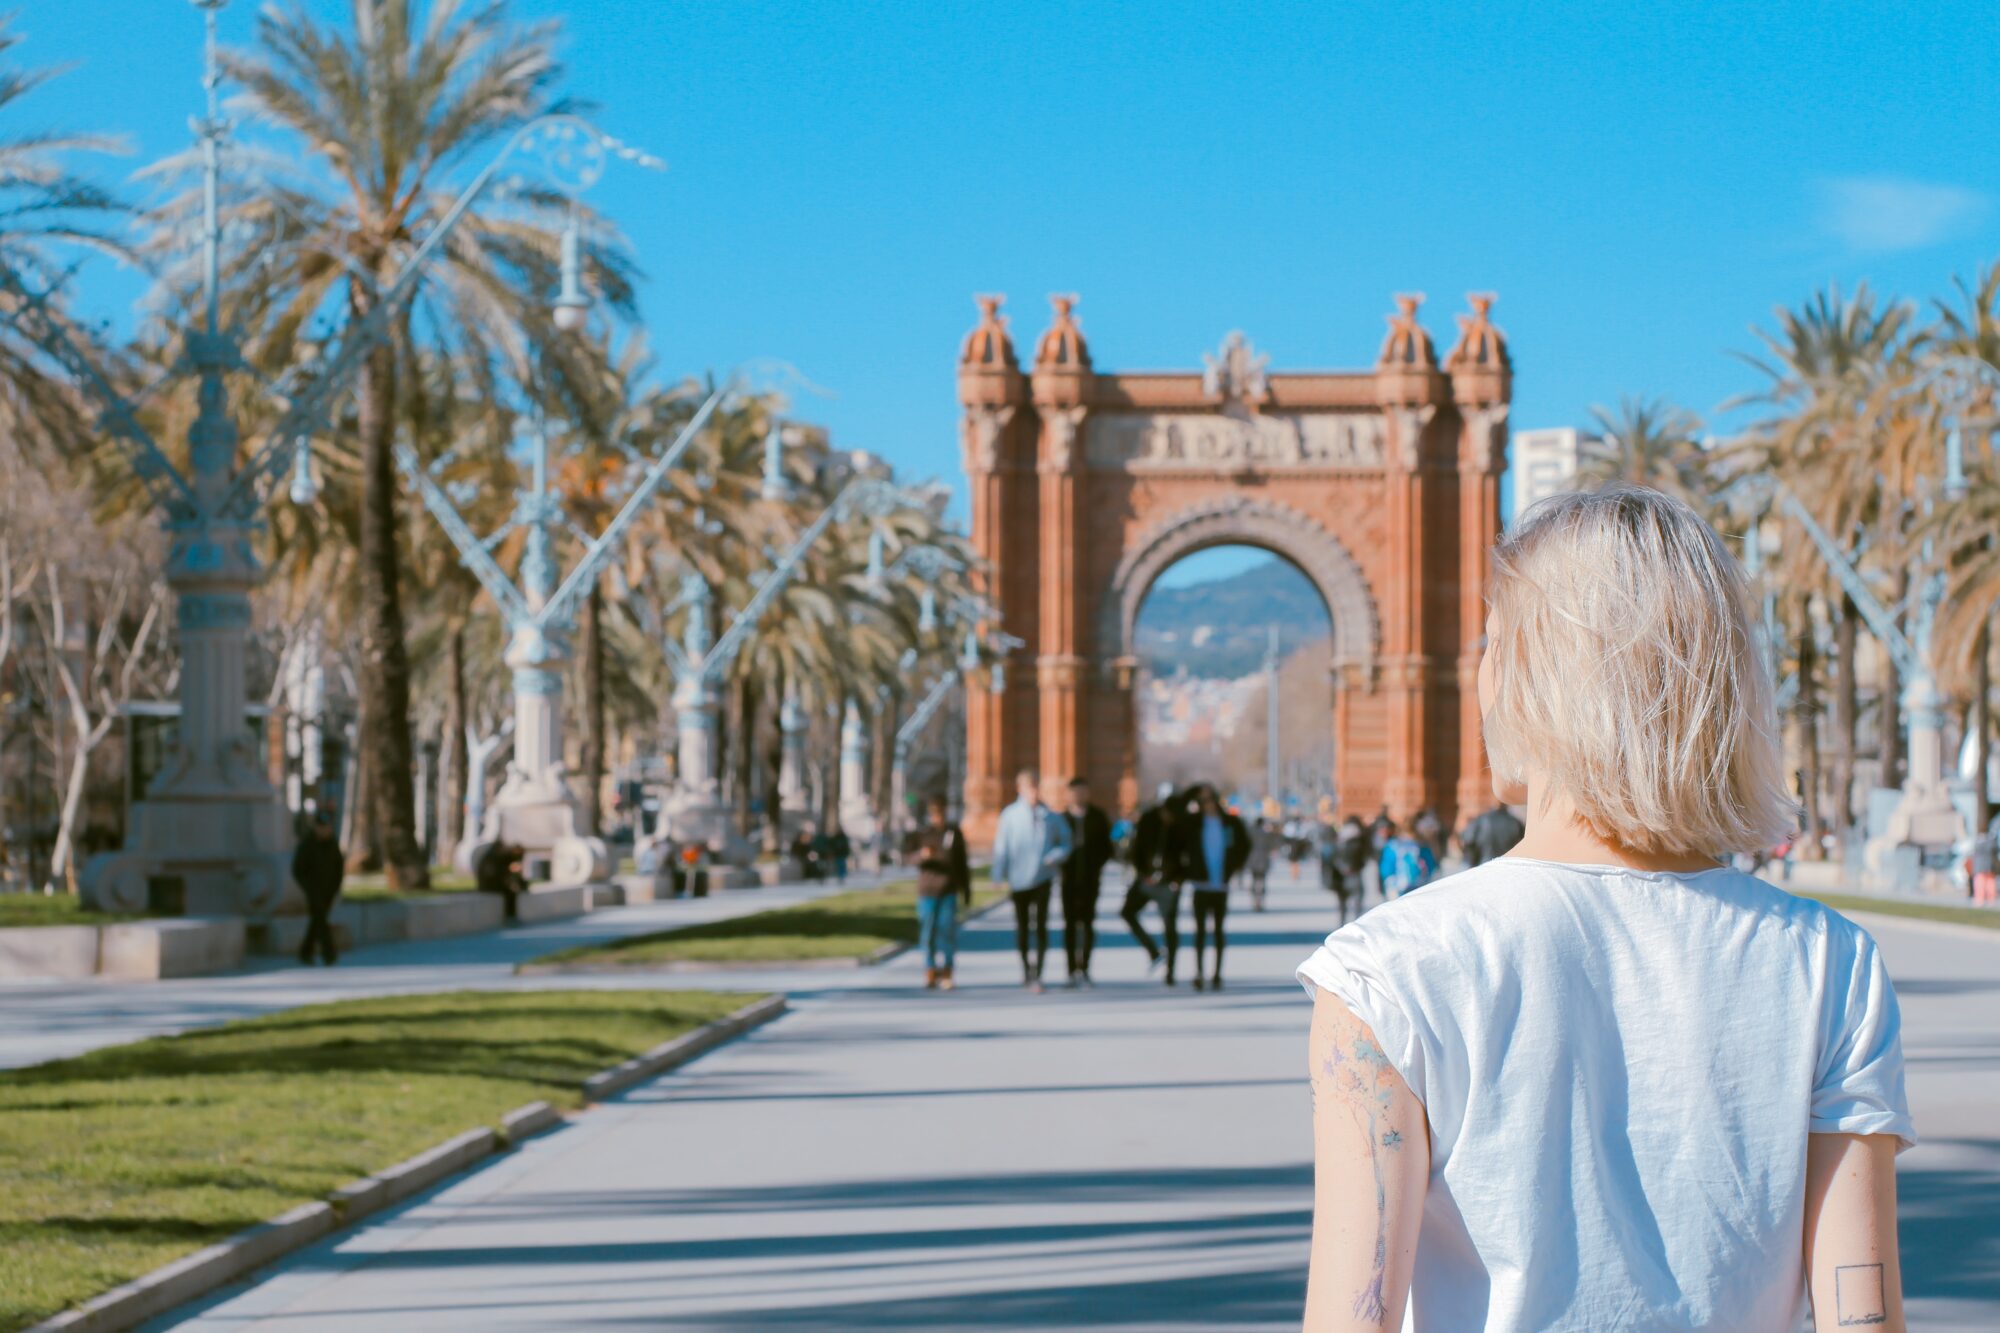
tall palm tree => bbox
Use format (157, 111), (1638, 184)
(1731, 285), (1916, 850)
(215, 0), (637, 887)
(1576, 396), (1711, 502)
(0, 16), (128, 456)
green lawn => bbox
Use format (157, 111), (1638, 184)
(0, 892), (141, 929)
(1800, 890), (2000, 933)
(341, 870), (478, 902)
(0, 988), (758, 1332)
(525, 879), (1005, 969)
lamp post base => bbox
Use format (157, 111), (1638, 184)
(82, 789), (295, 916)
(455, 769), (609, 887)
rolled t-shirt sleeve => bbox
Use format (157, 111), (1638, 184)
(1810, 925), (1917, 1152)
(1297, 927), (1430, 1112)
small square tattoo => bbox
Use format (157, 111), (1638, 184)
(1834, 1263), (1886, 1327)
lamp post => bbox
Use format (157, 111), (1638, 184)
(402, 385), (731, 884)
(656, 473), (922, 874)
(3, 0), (656, 912)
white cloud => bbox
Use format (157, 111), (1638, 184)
(1815, 176), (1990, 254)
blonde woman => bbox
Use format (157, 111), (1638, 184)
(1298, 487), (1913, 1332)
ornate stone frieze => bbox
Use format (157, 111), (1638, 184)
(1083, 410), (1386, 470)
(960, 404), (1016, 475)
(1041, 406), (1087, 473)
(1386, 405), (1439, 472)
(1459, 404), (1510, 474)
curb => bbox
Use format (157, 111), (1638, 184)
(582, 994), (788, 1100)
(28, 995), (788, 1333)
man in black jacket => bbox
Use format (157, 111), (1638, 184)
(1176, 785), (1250, 991)
(291, 812), (344, 966)
(1122, 785), (1185, 986)
(1059, 777), (1114, 988)
(1460, 803), (1526, 867)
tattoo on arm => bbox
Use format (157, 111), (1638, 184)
(1322, 1028), (1406, 1322)
(1833, 1263), (1887, 1326)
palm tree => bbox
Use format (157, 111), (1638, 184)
(1731, 285), (1917, 851)
(1576, 396), (1711, 502)
(0, 16), (128, 456)
(213, 0), (638, 888)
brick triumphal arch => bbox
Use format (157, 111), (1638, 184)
(956, 292), (1512, 841)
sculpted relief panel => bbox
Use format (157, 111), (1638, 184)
(1084, 410), (1386, 471)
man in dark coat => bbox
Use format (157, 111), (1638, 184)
(1059, 777), (1114, 988)
(1122, 786), (1185, 985)
(291, 812), (344, 966)
(476, 840), (528, 922)
(1174, 786), (1251, 990)
(1460, 804), (1527, 867)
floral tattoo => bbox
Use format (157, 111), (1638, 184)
(1321, 1029), (1405, 1322)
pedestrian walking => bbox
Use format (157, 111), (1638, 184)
(1411, 805), (1445, 865)
(1246, 817), (1278, 910)
(1123, 784), (1186, 985)
(1460, 802), (1526, 868)
(827, 826), (852, 884)
(290, 812), (344, 966)
(1377, 820), (1438, 898)
(1059, 777), (1113, 988)
(1298, 485), (1912, 1331)
(790, 822), (823, 881)
(989, 768), (1071, 993)
(912, 798), (971, 990)
(1180, 785), (1249, 991)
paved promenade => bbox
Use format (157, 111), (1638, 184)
(114, 864), (1996, 1332)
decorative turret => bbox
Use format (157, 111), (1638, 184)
(1376, 293), (1437, 371)
(1445, 293), (1511, 406)
(957, 293), (1025, 411)
(1031, 293), (1092, 418)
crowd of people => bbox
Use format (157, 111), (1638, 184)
(902, 771), (1532, 995)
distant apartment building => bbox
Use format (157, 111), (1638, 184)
(1511, 427), (1587, 522)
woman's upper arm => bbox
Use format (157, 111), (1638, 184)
(1305, 987), (1429, 1331)
(1803, 1132), (1903, 1332)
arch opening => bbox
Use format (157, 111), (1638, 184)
(1132, 545), (1335, 815)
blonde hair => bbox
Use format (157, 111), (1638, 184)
(1484, 485), (1795, 856)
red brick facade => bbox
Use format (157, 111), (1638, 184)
(957, 293), (1510, 842)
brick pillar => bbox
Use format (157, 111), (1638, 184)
(1029, 295), (1092, 806)
(1377, 399), (1448, 822)
(956, 296), (1027, 845)
(1447, 294), (1514, 828)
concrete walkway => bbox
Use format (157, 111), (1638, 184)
(0, 872), (892, 1071)
(138, 866), (1999, 1331)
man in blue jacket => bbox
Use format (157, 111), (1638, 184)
(989, 768), (1073, 993)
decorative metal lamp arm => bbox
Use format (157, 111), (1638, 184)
(0, 266), (201, 518)
(394, 442), (534, 628)
(538, 379), (733, 628)
(1773, 486), (1925, 682)
(896, 672), (961, 749)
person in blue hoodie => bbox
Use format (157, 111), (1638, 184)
(989, 768), (1073, 993)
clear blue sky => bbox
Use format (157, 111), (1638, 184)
(18, 0), (2000, 527)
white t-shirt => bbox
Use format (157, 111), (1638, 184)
(1295, 857), (1915, 1333)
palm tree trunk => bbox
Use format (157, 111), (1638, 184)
(580, 583), (605, 836)
(761, 665), (785, 854)
(439, 620), (469, 864)
(1879, 569), (1908, 791)
(353, 313), (427, 888)
(1832, 595), (1859, 852)
(345, 726), (379, 873)
(1976, 613), (1993, 837)
(1796, 596), (1824, 859)
(736, 675), (757, 835)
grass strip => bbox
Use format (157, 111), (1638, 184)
(1799, 890), (2000, 933)
(0, 892), (143, 929)
(525, 879), (1005, 969)
(0, 988), (756, 1332)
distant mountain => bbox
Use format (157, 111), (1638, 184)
(1135, 557), (1330, 680)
